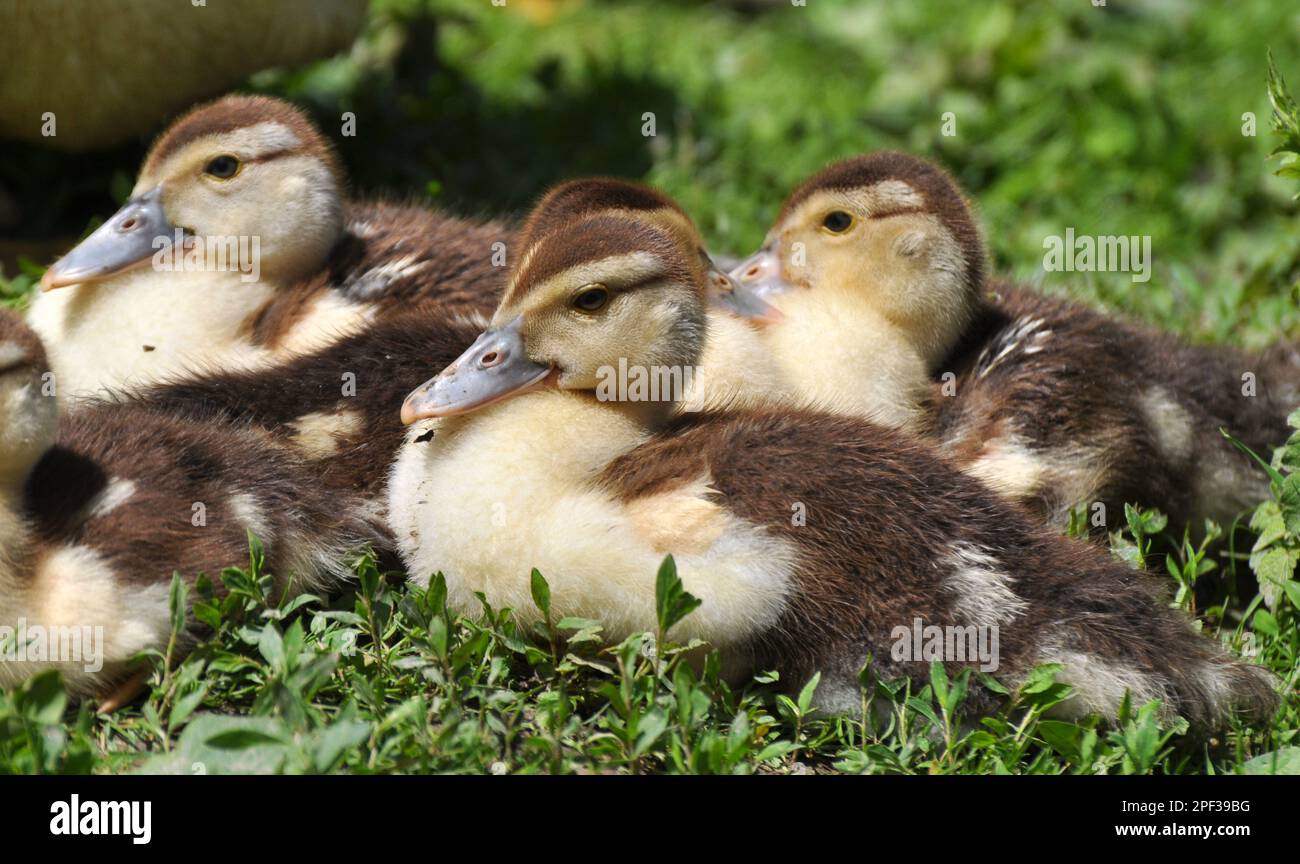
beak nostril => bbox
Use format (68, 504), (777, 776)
(480, 351), (501, 368)
(120, 217), (138, 231)
(744, 266), (761, 279)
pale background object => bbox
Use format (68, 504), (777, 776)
(0, 0), (368, 151)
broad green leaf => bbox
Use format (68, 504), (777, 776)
(654, 555), (702, 636)
(530, 569), (551, 619)
(1241, 747), (1300, 775)
(797, 671), (822, 715)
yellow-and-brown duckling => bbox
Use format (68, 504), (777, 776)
(126, 178), (785, 557)
(31, 94), (510, 401)
(517, 176), (792, 412)
(386, 188), (1275, 730)
(0, 309), (377, 704)
(729, 152), (1294, 532)
(128, 311), (486, 519)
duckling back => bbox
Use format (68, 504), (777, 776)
(128, 311), (487, 519)
(599, 407), (1277, 729)
(388, 391), (1275, 730)
(932, 282), (1284, 532)
(3, 401), (379, 698)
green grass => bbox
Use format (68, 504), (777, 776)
(2, 0), (1299, 774)
(3, 539), (1296, 776)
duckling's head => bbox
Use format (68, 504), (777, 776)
(521, 178), (781, 322)
(731, 152), (985, 366)
(0, 310), (57, 485)
(41, 95), (344, 291)
(403, 201), (715, 423)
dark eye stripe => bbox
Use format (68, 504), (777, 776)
(865, 207), (925, 221)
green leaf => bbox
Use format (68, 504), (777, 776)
(19, 671), (68, 725)
(1267, 49), (1300, 169)
(192, 600), (221, 631)
(425, 573), (448, 616)
(139, 715), (291, 775)
(313, 719), (371, 772)
(168, 572), (188, 640)
(1223, 429), (1286, 487)
(1250, 500), (1287, 550)
(247, 531), (266, 577)
(1279, 430), (1300, 473)
(1037, 720), (1083, 761)
(797, 671), (822, 716)
(1283, 579), (1300, 610)
(978, 671), (1010, 695)
(1252, 546), (1298, 609)
(530, 569), (551, 619)
(633, 710), (669, 758)
(929, 661), (950, 709)
(1279, 474), (1300, 535)
(1253, 608), (1280, 638)
(427, 615), (448, 661)
(1020, 663), (1065, 694)
(257, 626), (285, 670)
(169, 685), (208, 729)
(654, 555), (702, 636)
(1241, 747), (1300, 775)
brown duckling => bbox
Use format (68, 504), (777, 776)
(129, 179), (785, 536)
(387, 196), (1275, 730)
(729, 152), (1293, 532)
(127, 311), (486, 515)
(0, 310), (377, 701)
(516, 177), (791, 412)
(31, 94), (510, 401)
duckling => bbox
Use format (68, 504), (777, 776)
(387, 200), (1275, 730)
(518, 177), (791, 413)
(729, 152), (1292, 531)
(31, 94), (510, 401)
(126, 311), (486, 513)
(0, 309), (377, 701)
(127, 179), (785, 543)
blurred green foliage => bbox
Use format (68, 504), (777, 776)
(5, 0), (1300, 344)
(253, 0), (1300, 346)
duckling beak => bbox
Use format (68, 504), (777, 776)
(401, 318), (555, 423)
(728, 248), (796, 304)
(40, 186), (179, 291)
(706, 267), (784, 324)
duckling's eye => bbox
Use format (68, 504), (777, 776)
(572, 284), (610, 313)
(822, 211), (854, 233)
(204, 155), (241, 179)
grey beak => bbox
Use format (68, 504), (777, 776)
(401, 317), (555, 423)
(705, 265), (784, 324)
(728, 247), (797, 300)
(40, 186), (179, 291)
